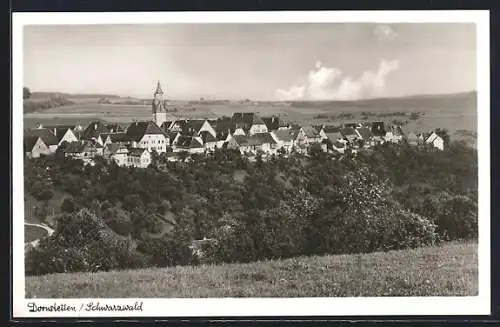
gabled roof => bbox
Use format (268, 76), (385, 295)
(82, 121), (110, 139)
(272, 129), (296, 142)
(128, 147), (149, 157)
(199, 130), (217, 143)
(261, 116), (281, 131)
(213, 117), (237, 134)
(164, 130), (179, 140)
(160, 121), (174, 130)
(425, 132), (442, 143)
(64, 141), (85, 153)
(340, 127), (357, 137)
(302, 126), (321, 138)
(325, 132), (344, 143)
(99, 132), (127, 143)
(24, 136), (43, 152)
(176, 136), (204, 149)
(105, 124), (124, 133)
(232, 112), (265, 128)
(323, 125), (341, 133)
(26, 128), (59, 146)
(105, 142), (129, 155)
(126, 121), (166, 142)
(233, 133), (276, 146)
(371, 121), (386, 137)
(356, 127), (373, 140)
(181, 119), (206, 135)
(64, 140), (101, 153)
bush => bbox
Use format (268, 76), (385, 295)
(25, 209), (144, 275)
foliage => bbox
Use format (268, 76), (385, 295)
(24, 141), (477, 275)
(23, 87), (32, 100)
(25, 209), (145, 275)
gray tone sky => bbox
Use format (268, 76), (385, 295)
(23, 23), (476, 100)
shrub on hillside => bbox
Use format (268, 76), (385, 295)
(25, 209), (145, 275)
(420, 192), (477, 241)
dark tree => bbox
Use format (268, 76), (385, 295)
(23, 87), (32, 100)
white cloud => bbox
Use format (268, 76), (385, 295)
(274, 60), (400, 101)
(373, 24), (398, 41)
(275, 84), (306, 101)
(307, 64), (343, 100)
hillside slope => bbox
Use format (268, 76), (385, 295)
(26, 241), (477, 298)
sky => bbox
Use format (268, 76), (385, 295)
(23, 23), (477, 101)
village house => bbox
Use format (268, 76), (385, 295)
(165, 130), (181, 148)
(270, 129), (297, 153)
(340, 127), (358, 144)
(425, 132), (445, 150)
(183, 119), (217, 138)
(173, 135), (205, 154)
(232, 112), (268, 136)
(330, 140), (347, 154)
(82, 120), (110, 140)
(302, 126), (324, 145)
(24, 136), (51, 158)
(262, 115), (289, 131)
(41, 125), (80, 146)
(26, 128), (59, 153)
(169, 119), (188, 133)
(385, 125), (405, 144)
(97, 132), (127, 147)
(199, 131), (218, 151)
(406, 132), (420, 146)
(160, 121), (175, 131)
(370, 121), (387, 144)
(125, 121), (169, 153)
(355, 127), (375, 147)
(103, 143), (129, 166)
(104, 124), (125, 133)
(127, 148), (152, 168)
(63, 140), (104, 163)
(232, 133), (278, 155)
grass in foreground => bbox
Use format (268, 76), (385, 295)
(25, 241), (477, 298)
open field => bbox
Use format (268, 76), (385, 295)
(25, 241), (477, 298)
(23, 92), (478, 146)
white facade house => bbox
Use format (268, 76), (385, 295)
(425, 132), (445, 151)
(126, 121), (169, 154)
(127, 148), (152, 168)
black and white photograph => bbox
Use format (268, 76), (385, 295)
(12, 11), (490, 317)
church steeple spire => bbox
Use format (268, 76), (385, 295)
(155, 80), (164, 95)
(152, 80), (167, 127)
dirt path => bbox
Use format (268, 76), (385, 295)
(24, 222), (54, 247)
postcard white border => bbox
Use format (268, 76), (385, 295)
(12, 10), (491, 318)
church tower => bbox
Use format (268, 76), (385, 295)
(152, 81), (167, 127)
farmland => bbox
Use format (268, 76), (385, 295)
(25, 241), (477, 298)
(23, 91), (477, 146)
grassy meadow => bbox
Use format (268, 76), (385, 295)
(25, 241), (477, 298)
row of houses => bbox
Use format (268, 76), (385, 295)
(24, 112), (445, 168)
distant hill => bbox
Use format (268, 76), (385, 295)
(31, 92), (121, 99)
(289, 91), (476, 106)
(289, 91), (477, 111)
